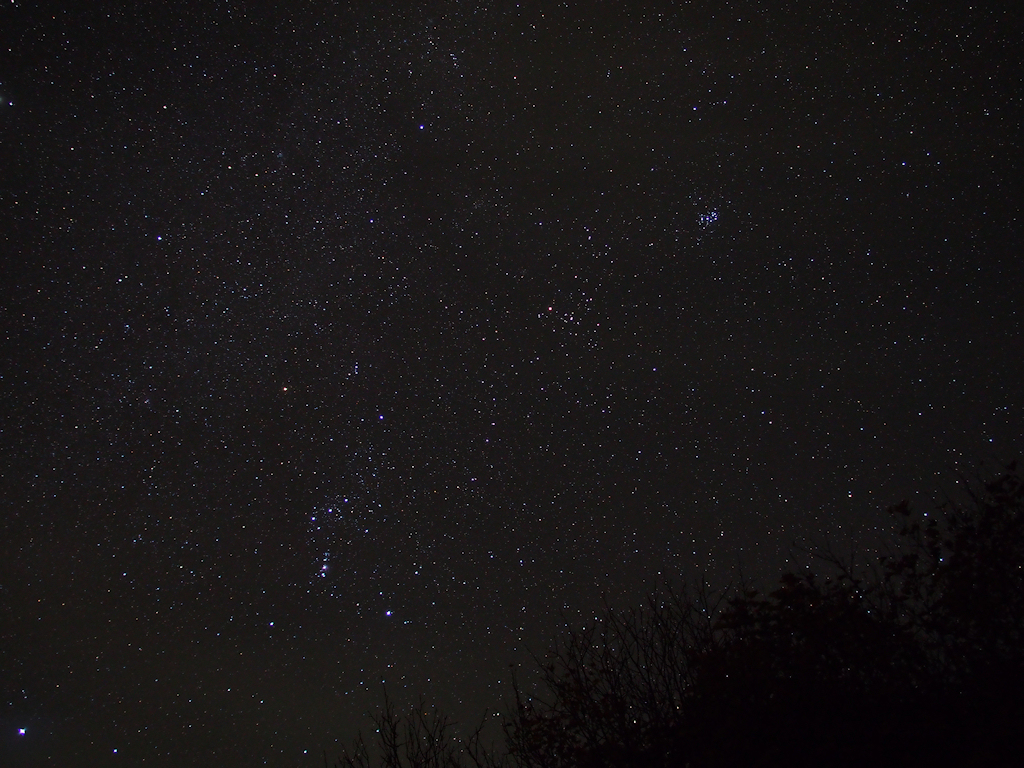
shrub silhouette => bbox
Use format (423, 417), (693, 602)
(328, 690), (506, 768)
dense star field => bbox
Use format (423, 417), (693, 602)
(1, 1), (1022, 765)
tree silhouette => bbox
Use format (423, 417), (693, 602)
(505, 461), (1024, 767)
(336, 461), (1024, 767)
(506, 583), (723, 768)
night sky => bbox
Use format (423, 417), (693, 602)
(2, 1), (1022, 765)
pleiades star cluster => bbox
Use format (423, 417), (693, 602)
(1, 1), (1021, 765)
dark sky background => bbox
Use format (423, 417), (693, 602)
(1, 0), (1021, 765)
